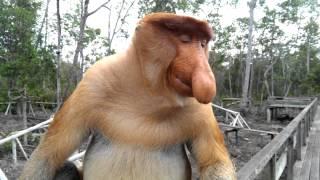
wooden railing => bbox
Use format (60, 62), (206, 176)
(237, 97), (318, 180)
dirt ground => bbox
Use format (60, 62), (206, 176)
(0, 105), (293, 180)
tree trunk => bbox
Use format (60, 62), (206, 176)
(263, 58), (277, 97)
(306, 33), (310, 74)
(240, 0), (257, 109)
(71, 0), (89, 86)
(228, 67), (233, 97)
(56, 0), (62, 109)
(36, 0), (51, 49)
(271, 60), (274, 96)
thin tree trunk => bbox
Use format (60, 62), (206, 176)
(263, 58), (277, 97)
(228, 60), (233, 97)
(248, 61), (254, 100)
(240, 0), (257, 109)
(36, 0), (51, 49)
(71, 0), (89, 86)
(271, 60), (274, 96)
(80, 49), (85, 79)
(306, 33), (310, 73)
(284, 82), (292, 97)
(56, 0), (62, 109)
(70, 0), (111, 85)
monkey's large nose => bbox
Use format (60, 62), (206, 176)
(192, 69), (216, 104)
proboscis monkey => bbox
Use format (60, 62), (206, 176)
(20, 13), (236, 180)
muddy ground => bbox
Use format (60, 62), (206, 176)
(0, 105), (294, 180)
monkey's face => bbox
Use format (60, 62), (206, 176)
(167, 34), (216, 104)
(134, 13), (216, 104)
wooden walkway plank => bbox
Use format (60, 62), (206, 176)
(298, 133), (314, 180)
(298, 105), (320, 180)
(309, 150), (319, 180)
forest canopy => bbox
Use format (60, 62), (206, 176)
(0, 0), (319, 108)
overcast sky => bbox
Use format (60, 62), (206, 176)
(42, 0), (319, 63)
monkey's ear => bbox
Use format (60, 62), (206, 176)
(135, 25), (141, 31)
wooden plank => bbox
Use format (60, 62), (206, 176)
(298, 135), (313, 180)
(296, 122), (302, 160)
(219, 123), (278, 135)
(310, 119), (320, 180)
(237, 99), (317, 180)
(268, 104), (306, 108)
(276, 151), (287, 180)
(286, 138), (294, 180)
(309, 150), (319, 180)
(267, 108), (272, 123)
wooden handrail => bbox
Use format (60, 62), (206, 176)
(237, 97), (318, 180)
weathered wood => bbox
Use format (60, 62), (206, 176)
(0, 168), (7, 180)
(219, 123), (278, 136)
(268, 104), (307, 108)
(270, 155), (277, 180)
(0, 118), (53, 145)
(276, 151), (287, 180)
(22, 99), (28, 145)
(237, 98), (317, 180)
(286, 138), (294, 180)
(28, 102), (35, 117)
(298, 133), (315, 180)
(4, 102), (11, 115)
(310, 150), (319, 180)
(12, 140), (17, 165)
(267, 108), (272, 122)
(15, 138), (29, 160)
(296, 122), (302, 160)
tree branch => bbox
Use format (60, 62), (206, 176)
(87, 0), (111, 17)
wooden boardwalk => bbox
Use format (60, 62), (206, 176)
(294, 105), (320, 180)
(237, 98), (318, 180)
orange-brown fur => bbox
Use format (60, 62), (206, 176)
(19, 13), (235, 180)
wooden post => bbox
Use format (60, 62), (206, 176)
(306, 114), (310, 137)
(16, 138), (29, 160)
(286, 138), (294, 180)
(235, 130), (239, 145)
(296, 122), (302, 160)
(22, 97), (28, 145)
(267, 108), (271, 123)
(12, 140), (17, 165)
(41, 103), (48, 115)
(302, 118), (307, 146)
(28, 102), (35, 117)
(4, 102), (11, 115)
(270, 155), (277, 180)
(226, 112), (229, 122)
(261, 154), (276, 180)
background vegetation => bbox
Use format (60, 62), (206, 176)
(0, 0), (319, 108)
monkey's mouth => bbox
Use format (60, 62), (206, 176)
(172, 75), (193, 97)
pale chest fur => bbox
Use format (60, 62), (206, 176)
(83, 133), (191, 180)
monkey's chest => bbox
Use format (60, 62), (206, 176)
(83, 133), (191, 180)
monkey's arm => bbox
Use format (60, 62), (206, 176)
(191, 106), (236, 180)
(19, 88), (93, 180)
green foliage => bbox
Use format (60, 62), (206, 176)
(305, 63), (320, 93)
(0, 0), (56, 101)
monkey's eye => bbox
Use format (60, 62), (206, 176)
(179, 34), (192, 43)
(200, 40), (207, 48)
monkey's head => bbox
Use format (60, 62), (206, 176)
(133, 13), (216, 104)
